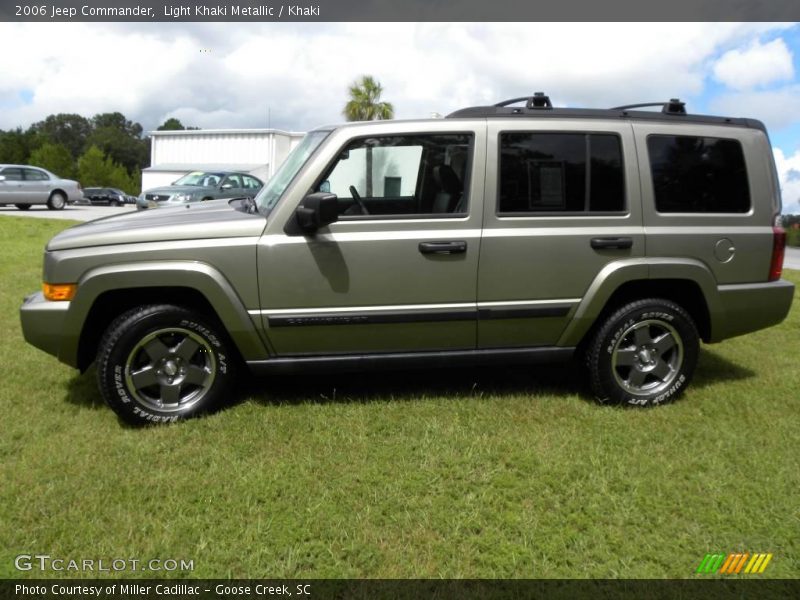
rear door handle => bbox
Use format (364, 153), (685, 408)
(419, 240), (467, 255)
(590, 237), (633, 250)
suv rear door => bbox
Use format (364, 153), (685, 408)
(257, 122), (486, 356)
(477, 119), (644, 348)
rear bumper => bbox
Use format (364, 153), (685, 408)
(711, 279), (795, 341)
(20, 292), (73, 365)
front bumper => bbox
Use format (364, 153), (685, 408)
(20, 292), (72, 364)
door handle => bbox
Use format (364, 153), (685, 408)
(419, 240), (467, 255)
(590, 237), (633, 250)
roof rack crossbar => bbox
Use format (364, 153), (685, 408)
(495, 92), (553, 110)
(611, 99), (687, 115)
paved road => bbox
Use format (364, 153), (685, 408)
(785, 246), (800, 271)
(0, 204), (137, 222)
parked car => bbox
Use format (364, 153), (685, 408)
(20, 93), (794, 425)
(0, 165), (82, 210)
(81, 187), (130, 207)
(136, 171), (263, 210)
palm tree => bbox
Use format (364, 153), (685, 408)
(343, 76), (394, 195)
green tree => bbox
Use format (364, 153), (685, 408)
(29, 114), (92, 160)
(77, 145), (135, 193)
(28, 142), (76, 179)
(157, 118), (186, 131)
(343, 76), (395, 196)
(343, 75), (394, 122)
(0, 127), (43, 164)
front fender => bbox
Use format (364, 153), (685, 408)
(59, 260), (269, 367)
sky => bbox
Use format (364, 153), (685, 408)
(1, 21), (799, 213)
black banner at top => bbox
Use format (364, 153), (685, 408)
(0, 0), (799, 22)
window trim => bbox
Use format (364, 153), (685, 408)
(310, 131), (475, 222)
(495, 130), (628, 217)
(646, 133), (751, 215)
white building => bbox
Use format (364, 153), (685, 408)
(142, 129), (306, 191)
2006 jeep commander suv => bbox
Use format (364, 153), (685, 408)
(20, 94), (794, 424)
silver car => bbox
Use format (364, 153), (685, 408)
(0, 165), (82, 210)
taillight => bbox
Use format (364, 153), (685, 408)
(769, 226), (786, 282)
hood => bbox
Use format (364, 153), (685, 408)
(47, 199), (266, 251)
(143, 185), (208, 196)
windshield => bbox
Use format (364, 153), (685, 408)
(173, 171), (225, 187)
(255, 130), (330, 213)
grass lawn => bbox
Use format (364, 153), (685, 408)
(0, 215), (798, 579)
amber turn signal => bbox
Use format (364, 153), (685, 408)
(42, 282), (77, 301)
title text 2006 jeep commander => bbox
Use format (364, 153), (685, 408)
(20, 94), (794, 424)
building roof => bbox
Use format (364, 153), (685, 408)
(142, 163), (266, 173)
(148, 128), (305, 137)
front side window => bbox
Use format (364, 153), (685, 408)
(315, 133), (472, 218)
(1, 168), (24, 181)
(648, 135), (750, 213)
(498, 132), (625, 214)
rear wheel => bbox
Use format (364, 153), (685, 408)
(15, 204), (31, 210)
(47, 192), (67, 210)
(96, 305), (235, 425)
(586, 298), (699, 407)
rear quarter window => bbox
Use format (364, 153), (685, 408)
(647, 135), (750, 213)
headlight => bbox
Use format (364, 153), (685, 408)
(172, 193), (193, 203)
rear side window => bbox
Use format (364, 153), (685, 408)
(648, 135), (750, 213)
(498, 133), (625, 214)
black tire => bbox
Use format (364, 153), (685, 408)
(586, 298), (698, 407)
(47, 191), (67, 210)
(96, 304), (236, 425)
(15, 204), (31, 210)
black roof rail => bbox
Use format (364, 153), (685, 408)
(495, 92), (553, 110)
(611, 98), (687, 115)
(445, 94), (764, 132)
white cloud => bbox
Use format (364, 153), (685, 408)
(0, 22), (794, 134)
(774, 148), (800, 215)
(713, 38), (794, 90)
(709, 87), (800, 131)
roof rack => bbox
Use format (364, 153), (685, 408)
(495, 92), (553, 110)
(611, 99), (686, 115)
(445, 93), (762, 131)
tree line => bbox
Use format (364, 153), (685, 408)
(0, 114), (192, 194)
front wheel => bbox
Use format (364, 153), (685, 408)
(47, 192), (67, 210)
(586, 298), (699, 407)
(96, 305), (236, 425)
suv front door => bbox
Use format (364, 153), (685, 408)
(256, 123), (486, 356)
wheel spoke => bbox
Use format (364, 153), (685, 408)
(627, 367), (648, 388)
(651, 360), (672, 382)
(633, 325), (653, 348)
(160, 382), (182, 405)
(174, 336), (201, 362)
(652, 331), (676, 357)
(615, 348), (638, 366)
(130, 365), (159, 389)
(142, 337), (171, 362)
(183, 365), (210, 387)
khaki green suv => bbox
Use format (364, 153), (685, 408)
(20, 94), (794, 424)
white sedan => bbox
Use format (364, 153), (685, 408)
(0, 164), (83, 210)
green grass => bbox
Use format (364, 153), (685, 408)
(0, 215), (798, 579)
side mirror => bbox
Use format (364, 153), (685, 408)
(295, 192), (338, 233)
(221, 182), (234, 190)
(0, 175), (5, 182)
